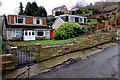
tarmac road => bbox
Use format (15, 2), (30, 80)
(32, 42), (119, 78)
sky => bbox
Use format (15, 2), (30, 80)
(0, 0), (100, 15)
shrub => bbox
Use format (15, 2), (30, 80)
(81, 26), (89, 33)
(2, 42), (9, 54)
(54, 22), (84, 40)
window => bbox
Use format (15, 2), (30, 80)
(79, 18), (83, 22)
(15, 17), (25, 24)
(16, 30), (21, 37)
(25, 31), (27, 36)
(33, 18), (42, 24)
(36, 30), (45, 36)
(12, 30), (16, 37)
(37, 32), (44, 36)
(29, 32), (31, 36)
(70, 17), (75, 22)
(32, 31), (34, 35)
(65, 16), (69, 21)
(84, 18), (87, 23)
(12, 29), (22, 37)
(75, 17), (79, 22)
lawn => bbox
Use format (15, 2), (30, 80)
(7, 39), (73, 47)
(87, 19), (97, 25)
(7, 34), (85, 47)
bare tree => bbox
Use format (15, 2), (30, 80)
(14, 7), (19, 15)
(0, 2), (2, 7)
(104, 0), (119, 2)
(72, 0), (88, 9)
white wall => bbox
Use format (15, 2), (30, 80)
(52, 17), (64, 29)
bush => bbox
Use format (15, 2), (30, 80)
(54, 22), (84, 40)
(81, 26), (90, 33)
(2, 42), (9, 54)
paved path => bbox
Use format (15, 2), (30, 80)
(32, 43), (119, 78)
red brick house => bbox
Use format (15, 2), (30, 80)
(2, 15), (51, 41)
(52, 5), (68, 16)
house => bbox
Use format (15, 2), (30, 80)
(52, 5), (68, 16)
(50, 14), (87, 38)
(2, 15), (51, 41)
(52, 14), (87, 29)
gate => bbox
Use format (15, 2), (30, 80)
(17, 49), (36, 65)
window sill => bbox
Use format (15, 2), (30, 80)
(36, 36), (45, 37)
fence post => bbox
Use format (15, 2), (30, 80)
(11, 46), (17, 54)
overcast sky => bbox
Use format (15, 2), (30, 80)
(0, 0), (101, 15)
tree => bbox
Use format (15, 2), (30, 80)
(76, 9), (82, 14)
(2, 42), (9, 54)
(47, 18), (56, 26)
(18, 2), (24, 15)
(25, 2), (32, 16)
(31, 2), (38, 16)
(55, 11), (64, 16)
(72, 0), (88, 9)
(37, 6), (47, 17)
(54, 22), (84, 40)
(23, 2), (47, 17)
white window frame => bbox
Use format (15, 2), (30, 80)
(14, 17), (25, 24)
(33, 18), (42, 25)
(12, 30), (16, 37)
(35, 30), (45, 37)
(79, 18), (83, 23)
(12, 29), (22, 37)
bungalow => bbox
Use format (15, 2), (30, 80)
(2, 15), (51, 41)
(49, 14), (87, 38)
(52, 14), (87, 29)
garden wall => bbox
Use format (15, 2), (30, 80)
(1, 54), (17, 71)
(18, 32), (116, 62)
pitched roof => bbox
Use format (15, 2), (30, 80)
(52, 5), (66, 11)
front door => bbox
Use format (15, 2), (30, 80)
(23, 30), (35, 41)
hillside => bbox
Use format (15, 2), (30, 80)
(102, 5), (118, 13)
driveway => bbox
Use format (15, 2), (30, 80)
(32, 43), (119, 78)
